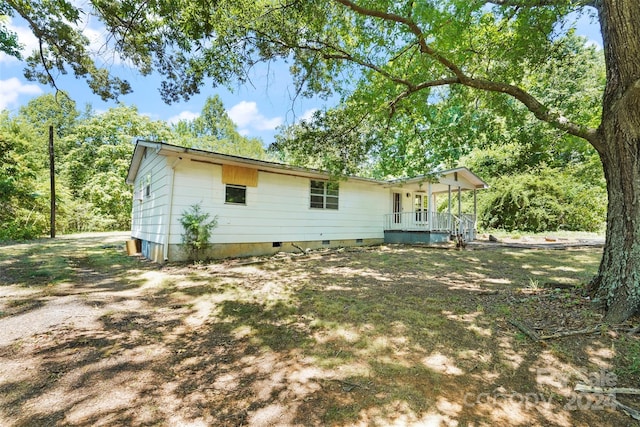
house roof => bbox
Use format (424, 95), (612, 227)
(386, 167), (489, 191)
(126, 140), (488, 191)
(126, 140), (385, 185)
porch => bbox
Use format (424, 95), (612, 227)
(383, 211), (477, 244)
(382, 167), (488, 245)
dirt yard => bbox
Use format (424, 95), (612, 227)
(0, 232), (638, 426)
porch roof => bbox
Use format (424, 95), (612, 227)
(385, 167), (489, 194)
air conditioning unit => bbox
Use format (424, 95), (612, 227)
(134, 189), (144, 201)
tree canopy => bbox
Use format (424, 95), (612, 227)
(169, 95), (272, 160)
(0, 93), (270, 238)
(3, 0), (640, 321)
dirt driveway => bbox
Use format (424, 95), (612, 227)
(0, 232), (638, 426)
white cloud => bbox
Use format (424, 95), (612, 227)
(300, 108), (318, 123)
(0, 15), (125, 66)
(227, 101), (283, 133)
(0, 18), (39, 64)
(585, 39), (602, 50)
(227, 101), (259, 127)
(0, 78), (43, 110)
(167, 110), (200, 124)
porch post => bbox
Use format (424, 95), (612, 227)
(473, 189), (478, 239)
(432, 193), (437, 229)
(448, 185), (452, 231)
(427, 182), (433, 231)
(457, 186), (462, 234)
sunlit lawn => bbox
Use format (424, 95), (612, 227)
(0, 234), (638, 426)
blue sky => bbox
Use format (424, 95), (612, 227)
(0, 10), (603, 144)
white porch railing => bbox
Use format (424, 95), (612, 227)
(384, 211), (453, 231)
(452, 213), (477, 241)
(384, 211), (477, 240)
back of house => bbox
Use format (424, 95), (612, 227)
(126, 140), (487, 262)
(126, 140), (390, 262)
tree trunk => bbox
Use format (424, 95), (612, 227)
(587, 0), (640, 323)
(591, 138), (640, 323)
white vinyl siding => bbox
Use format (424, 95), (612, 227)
(163, 161), (387, 245)
(130, 152), (170, 244)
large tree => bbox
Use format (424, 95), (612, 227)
(62, 104), (172, 229)
(4, 0), (639, 322)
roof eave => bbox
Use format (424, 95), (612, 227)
(126, 140), (385, 185)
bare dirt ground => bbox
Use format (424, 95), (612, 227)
(0, 232), (638, 426)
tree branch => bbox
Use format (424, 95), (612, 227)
(389, 78), (460, 114)
(460, 75), (599, 143)
(334, 0), (464, 76)
(332, 0), (599, 144)
(487, 0), (596, 7)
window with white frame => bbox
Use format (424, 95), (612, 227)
(310, 180), (339, 209)
(144, 174), (151, 198)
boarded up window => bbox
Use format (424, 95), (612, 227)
(222, 165), (258, 187)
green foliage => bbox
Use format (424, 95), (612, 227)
(0, 97), (172, 239)
(0, 92), (280, 241)
(0, 7), (21, 58)
(178, 203), (218, 262)
(10, 0), (131, 101)
(168, 95), (271, 160)
(271, 106), (381, 176)
(61, 104), (172, 230)
(273, 29), (604, 179)
(477, 168), (606, 233)
(0, 112), (49, 240)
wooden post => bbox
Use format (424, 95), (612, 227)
(473, 189), (477, 238)
(427, 182), (432, 230)
(457, 186), (462, 235)
(49, 125), (55, 238)
(448, 185), (452, 231)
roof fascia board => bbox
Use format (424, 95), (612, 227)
(134, 140), (383, 185)
(128, 140), (487, 189)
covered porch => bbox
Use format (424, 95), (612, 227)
(383, 167), (488, 244)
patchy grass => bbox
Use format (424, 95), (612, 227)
(0, 234), (638, 426)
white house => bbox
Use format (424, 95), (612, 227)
(126, 140), (488, 262)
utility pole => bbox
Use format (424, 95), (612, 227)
(49, 125), (55, 238)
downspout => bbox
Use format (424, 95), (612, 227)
(164, 157), (181, 262)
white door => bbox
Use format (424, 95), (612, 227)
(414, 194), (428, 223)
(393, 192), (402, 224)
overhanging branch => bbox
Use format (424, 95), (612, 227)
(487, 0), (597, 7)
(389, 77), (460, 114)
(460, 76), (599, 143)
(331, 0), (599, 145)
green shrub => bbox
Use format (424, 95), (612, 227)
(178, 203), (218, 262)
(477, 168), (606, 232)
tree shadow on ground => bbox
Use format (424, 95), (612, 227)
(0, 240), (638, 426)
